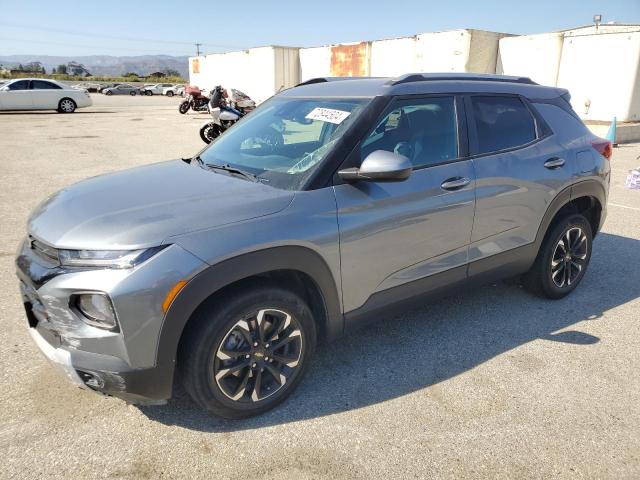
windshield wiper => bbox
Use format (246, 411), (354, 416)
(187, 155), (259, 182)
(207, 163), (259, 182)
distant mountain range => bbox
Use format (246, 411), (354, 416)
(0, 54), (189, 78)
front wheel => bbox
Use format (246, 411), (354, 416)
(58, 98), (77, 113)
(145, 90), (153, 96)
(179, 101), (190, 114)
(523, 214), (592, 299)
(199, 122), (221, 144)
(179, 284), (316, 418)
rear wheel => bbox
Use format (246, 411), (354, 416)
(179, 284), (316, 418)
(523, 214), (592, 299)
(58, 98), (76, 113)
(130, 91), (137, 96)
(166, 90), (174, 97)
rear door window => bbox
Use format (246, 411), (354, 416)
(470, 96), (536, 154)
(31, 80), (62, 90)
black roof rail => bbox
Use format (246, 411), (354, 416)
(296, 76), (381, 87)
(388, 73), (538, 86)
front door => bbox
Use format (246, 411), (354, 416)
(334, 95), (476, 315)
(0, 80), (33, 109)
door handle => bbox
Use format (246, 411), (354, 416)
(544, 157), (565, 169)
(441, 177), (471, 191)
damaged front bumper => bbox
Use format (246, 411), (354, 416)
(16, 238), (205, 405)
(21, 281), (172, 405)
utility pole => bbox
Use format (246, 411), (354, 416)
(195, 43), (202, 56)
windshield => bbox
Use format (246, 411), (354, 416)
(198, 97), (371, 190)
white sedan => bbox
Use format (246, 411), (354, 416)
(0, 78), (92, 113)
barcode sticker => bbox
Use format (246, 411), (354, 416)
(305, 107), (351, 124)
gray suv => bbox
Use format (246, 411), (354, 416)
(16, 73), (611, 418)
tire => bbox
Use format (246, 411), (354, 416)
(179, 283), (317, 419)
(166, 91), (174, 97)
(130, 91), (137, 96)
(105, 90), (113, 96)
(57, 98), (76, 113)
(145, 90), (153, 96)
(179, 101), (190, 114)
(199, 122), (221, 144)
(523, 214), (592, 299)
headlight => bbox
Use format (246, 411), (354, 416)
(58, 245), (167, 269)
(74, 293), (118, 330)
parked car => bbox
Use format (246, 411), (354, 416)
(0, 78), (92, 112)
(79, 83), (101, 93)
(16, 73), (611, 418)
(141, 83), (175, 96)
(162, 84), (184, 97)
(102, 84), (141, 96)
(97, 83), (122, 93)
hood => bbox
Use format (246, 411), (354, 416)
(28, 160), (294, 249)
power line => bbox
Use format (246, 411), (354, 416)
(0, 36), (193, 55)
(0, 21), (247, 50)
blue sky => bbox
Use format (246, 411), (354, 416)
(0, 0), (639, 57)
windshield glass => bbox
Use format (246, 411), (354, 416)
(198, 97), (371, 190)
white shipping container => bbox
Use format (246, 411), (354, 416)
(370, 36), (417, 77)
(188, 46), (300, 103)
(416, 29), (509, 74)
(498, 33), (563, 86)
(557, 31), (640, 121)
(300, 46), (331, 82)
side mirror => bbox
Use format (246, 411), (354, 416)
(338, 150), (412, 183)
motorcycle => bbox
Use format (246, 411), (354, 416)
(199, 86), (257, 144)
(179, 86), (210, 114)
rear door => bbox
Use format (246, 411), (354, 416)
(466, 94), (573, 270)
(30, 80), (63, 109)
(334, 95), (476, 315)
(0, 80), (33, 109)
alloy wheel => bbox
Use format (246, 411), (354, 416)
(213, 308), (303, 403)
(60, 99), (75, 112)
(550, 227), (588, 288)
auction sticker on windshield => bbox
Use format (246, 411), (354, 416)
(305, 107), (351, 125)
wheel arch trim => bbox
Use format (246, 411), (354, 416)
(534, 180), (606, 252)
(155, 245), (343, 374)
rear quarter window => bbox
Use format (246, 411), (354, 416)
(533, 103), (591, 139)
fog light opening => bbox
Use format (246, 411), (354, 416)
(76, 370), (104, 389)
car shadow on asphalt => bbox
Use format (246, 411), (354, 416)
(138, 232), (640, 431)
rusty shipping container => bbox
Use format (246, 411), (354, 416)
(330, 42), (370, 77)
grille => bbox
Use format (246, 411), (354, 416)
(30, 237), (59, 263)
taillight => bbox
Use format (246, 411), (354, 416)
(591, 139), (612, 160)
